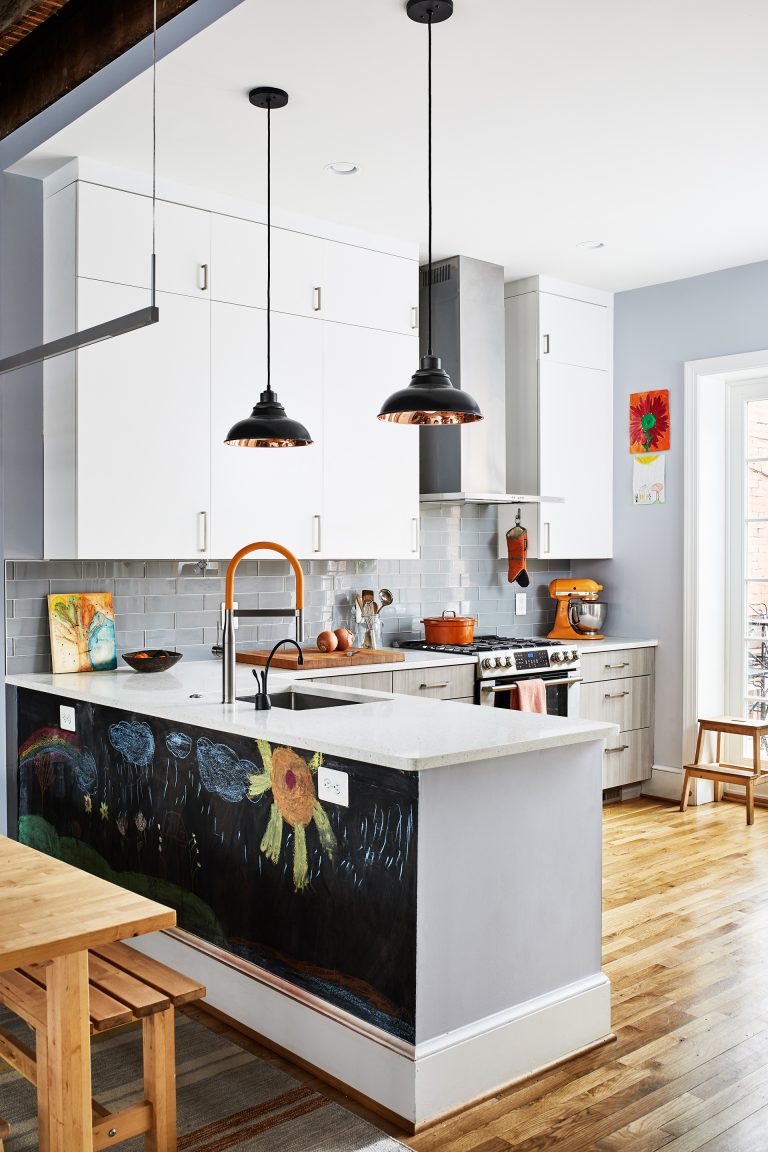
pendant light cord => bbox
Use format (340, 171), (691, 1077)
(427, 12), (433, 357)
(266, 101), (272, 395)
(151, 0), (157, 308)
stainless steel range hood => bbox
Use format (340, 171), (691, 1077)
(418, 255), (541, 505)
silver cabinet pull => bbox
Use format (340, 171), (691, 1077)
(605, 745), (629, 755)
(420, 682), (450, 690)
(313, 514), (322, 553)
(313, 286), (322, 312)
(604, 690), (629, 699)
(604, 662), (629, 670)
(197, 511), (208, 552)
(543, 521), (551, 555)
(199, 264), (209, 291)
(412, 516), (420, 553)
(411, 305), (419, 329)
(542, 333), (550, 355)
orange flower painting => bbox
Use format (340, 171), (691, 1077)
(629, 390), (670, 454)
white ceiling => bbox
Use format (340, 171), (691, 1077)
(10, 0), (768, 292)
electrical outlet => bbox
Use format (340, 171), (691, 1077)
(60, 705), (76, 732)
(318, 766), (349, 807)
(515, 592), (527, 615)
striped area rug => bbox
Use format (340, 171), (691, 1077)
(0, 1009), (411, 1151)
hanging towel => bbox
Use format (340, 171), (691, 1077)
(510, 678), (547, 713)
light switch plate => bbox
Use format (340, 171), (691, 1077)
(515, 592), (527, 614)
(317, 766), (349, 807)
(60, 705), (76, 732)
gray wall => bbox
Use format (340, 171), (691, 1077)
(576, 258), (768, 770)
(6, 503), (569, 674)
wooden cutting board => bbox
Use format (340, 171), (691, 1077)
(236, 646), (405, 670)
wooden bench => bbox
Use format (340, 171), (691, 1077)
(0, 940), (205, 1151)
(681, 716), (768, 825)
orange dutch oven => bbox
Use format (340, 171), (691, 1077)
(421, 611), (477, 645)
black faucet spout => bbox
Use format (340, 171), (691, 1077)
(252, 638), (304, 710)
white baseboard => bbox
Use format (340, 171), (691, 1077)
(128, 931), (610, 1126)
(642, 763), (683, 802)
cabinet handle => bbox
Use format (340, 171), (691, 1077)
(605, 745), (629, 755)
(543, 521), (551, 555)
(197, 511), (208, 553)
(411, 306), (419, 330)
(605, 662), (629, 670)
(199, 264), (209, 291)
(542, 333), (550, 355)
(313, 286), (322, 312)
(412, 516), (420, 553)
(604, 690), (629, 699)
(313, 514), (322, 553)
(420, 682), (450, 690)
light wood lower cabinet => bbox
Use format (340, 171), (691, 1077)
(579, 646), (655, 791)
(306, 671), (394, 692)
(391, 664), (475, 701)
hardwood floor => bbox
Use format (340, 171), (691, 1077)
(196, 797), (768, 1150)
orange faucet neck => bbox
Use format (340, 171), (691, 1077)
(224, 541), (304, 610)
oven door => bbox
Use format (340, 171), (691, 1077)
(478, 671), (582, 717)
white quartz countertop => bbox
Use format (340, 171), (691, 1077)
(7, 657), (615, 773)
(573, 637), (658, 653)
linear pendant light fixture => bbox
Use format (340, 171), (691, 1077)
(0, 1), (161, 378)
(378, 0), (482, 426)
(224, 87), (312, 447)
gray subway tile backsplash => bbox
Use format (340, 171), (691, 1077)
(4, 505), (570, 672)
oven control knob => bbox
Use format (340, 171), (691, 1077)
(569, 649), (579, 662)
(550, 651), (563, 663)
(484, 657), (497, 670)
(502, 656), (512, 668)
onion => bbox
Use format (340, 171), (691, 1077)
(334, 628), (354, 651)
(316, 630), (338, 652)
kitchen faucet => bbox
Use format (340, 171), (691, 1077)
(251, 639), (304, 710)
(222, 541), (305, 703)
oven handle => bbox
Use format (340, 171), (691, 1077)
(485, 676), (583, 692)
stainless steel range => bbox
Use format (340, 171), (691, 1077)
(396, 637), (582, 715)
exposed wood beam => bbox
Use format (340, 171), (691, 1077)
(0, 0), (200, 140)
(0, 2), (71, 55)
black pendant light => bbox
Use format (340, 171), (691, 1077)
(225, 87), (312, 447)
(378, 0), (482, 427)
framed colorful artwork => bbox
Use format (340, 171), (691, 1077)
(633, 453), (665, 504)
(629, 389), (670, 454)
(48, 592), (117, 673)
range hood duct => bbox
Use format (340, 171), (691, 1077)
(418, 255), (537, 504)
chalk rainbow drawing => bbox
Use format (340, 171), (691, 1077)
(19, 727), (97, 792)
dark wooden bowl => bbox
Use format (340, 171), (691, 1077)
(122, 649), (183, 673)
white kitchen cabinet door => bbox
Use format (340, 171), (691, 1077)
(537, 360), (612, 559)
(321, 322), (419, 558)
(210, 303), (324, 560)
(77, 183), (210, 299)
(321, 242), (418, 336)
(75, 280), (211, 559)
(539, 293), (609, 371)
(271, 229), (325, 319)
(210, 214), (266, 308)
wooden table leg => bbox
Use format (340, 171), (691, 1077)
(45, 950), (93, 1152)
(143, 1008), (176, 1152)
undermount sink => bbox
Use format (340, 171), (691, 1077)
(236, 688), (378, 710)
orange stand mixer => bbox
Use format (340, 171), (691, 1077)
(548, 578), (606, 640)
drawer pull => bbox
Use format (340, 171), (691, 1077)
(604, 691), (629, 699)
(604, 662), (629, 670)
(313, 286), (322, 312)
(605, 745), (629, 755)
(420, 681), (449, 690)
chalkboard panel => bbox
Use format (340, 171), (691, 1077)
(16, 688), (417, 1042)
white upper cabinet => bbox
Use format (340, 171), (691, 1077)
(66, 281), (210, 559)
(501, 277), (613, 561)
(538, 291), (610, 371)
(321, 322), (420, 559)
(320, 242), (419, 336)
(210, 214), (267, 308)
(209, 303), (324, 560)
(77, 183), (211, 299)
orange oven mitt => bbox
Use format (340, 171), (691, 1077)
(507, 524), (530, 587)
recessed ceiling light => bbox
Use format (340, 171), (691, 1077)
(577, 240), (605, 249)
(325, 161), (359, 176)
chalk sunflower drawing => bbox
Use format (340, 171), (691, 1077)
(247, 742), (336, 892)
(630, 390), (670, 454)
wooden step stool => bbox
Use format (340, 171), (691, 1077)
(681, 716), (768, 825)
(0, 940), (205, 1151)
